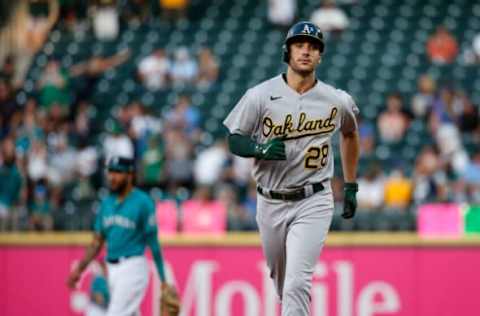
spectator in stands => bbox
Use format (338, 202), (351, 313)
(377, 93), (410, 143)
(434, 124), (469, 175)
(170, 47), (198, 87)
(462, 153), (480, 203)
(0, 138), (22, 231)
(16, 98), (44, 158)
(358, 116), (376, 157)
(47, 127), (77, 187)
(219, 184), (255, 231)
(426, 26), (458, 64)
(120, 0), (150, 23)
(128, 101), (162, 156)
(460, 32), (480, 65)
(129, 100), (159, 137)
(164, 95), (201, 137)
(411, 74), (436, 119)
(356, 162), (385, 211)
(472, 32), (480, 64)
(75, 138), (98, 180)
(427, 87), (470, 175)
(242, 182), (258, 230)
(160, 0), (189, 21)
(0, 79), (18, 139)
(58, 0), (88, 34)
(70, 49), (130, 104)
(24, 0), (59, 53)
(0, 55), (15, 84)
(412, 146), (449, 204)
(268, 0), (296, 28)
(429, 87), (464, 125)
(164, 129), (194, 190)
(463, 152), (480, 186)
(27, 139), (48, 184)
(102, 120), (134, 161)
(193, 140), (229, 186)
(91, 0), (119, 41)
(311, 0), (349, 36)
(227, 155), (254, 192)
(137, 49), (171, 91)
(139, 135), (165, 188)
(72, 100), (96, 146)
(458, 99), (479, 133)
(29, 180), (53, 231)
(38, 59), (71, 113)
(196, 48), (219, 90)
(384, 168), (412, 211)
(2, 0), (59, 87)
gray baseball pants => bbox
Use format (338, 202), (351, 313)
(256, 185), (334, 316)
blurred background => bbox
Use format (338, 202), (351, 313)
(0, 0), (479, 234)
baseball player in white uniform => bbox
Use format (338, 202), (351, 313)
(67, 157), (178, 316)
(223, 21), (360, 315)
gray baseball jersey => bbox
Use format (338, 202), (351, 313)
(223, 74), (359, 190)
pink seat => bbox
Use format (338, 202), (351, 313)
(156, 200), (178, 236)
(181, 200), (227, 234)
(418, 203), (463, 237)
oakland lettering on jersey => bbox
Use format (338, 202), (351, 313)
(103, 215), (136, 229)
(262, 107), (338, 139)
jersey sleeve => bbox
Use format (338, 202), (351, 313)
(223, 88), (262, 136)
(338, 90), (359, 134)
(142, 196), (158, 236)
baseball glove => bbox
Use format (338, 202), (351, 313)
(160, 283), (180, 316)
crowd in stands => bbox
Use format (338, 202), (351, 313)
(356, 72), (480, 214)
(0, 0), (479, 233)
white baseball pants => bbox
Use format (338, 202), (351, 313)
(106, 256), (149, 316)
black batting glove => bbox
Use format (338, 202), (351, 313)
(254, 138), (286, 160)
(342, 182), (358, 219)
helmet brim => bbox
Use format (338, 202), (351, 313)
(286, 35), (325, 53)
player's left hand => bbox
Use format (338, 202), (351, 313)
(67, 266), (82, 289)
(160, 283), (180, 316)
(342, 182), (358, 219)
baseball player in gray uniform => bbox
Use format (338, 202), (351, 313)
(223, 21), (360, 315)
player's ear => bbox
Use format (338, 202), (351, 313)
(318, 56), (322, 65)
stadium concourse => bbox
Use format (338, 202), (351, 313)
(0, 0), (479, 232)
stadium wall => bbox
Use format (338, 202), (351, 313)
(1, 233), (480, 316)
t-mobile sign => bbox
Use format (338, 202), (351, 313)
(1, 245), (479, 316)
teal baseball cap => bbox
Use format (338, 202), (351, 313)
(107, 156), (135, 173)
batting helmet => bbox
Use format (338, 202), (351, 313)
(282, 21), (325, 63)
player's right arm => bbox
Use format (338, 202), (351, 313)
(227, 134), (286, 160)
(224, 88), (286, 160)
(67, 233), (105, 289)
(67, 202), (106, 289)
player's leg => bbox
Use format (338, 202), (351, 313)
(106, 257), (149, 316)
(281, 191), (334, 316)
(256, 194), (289, 299)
